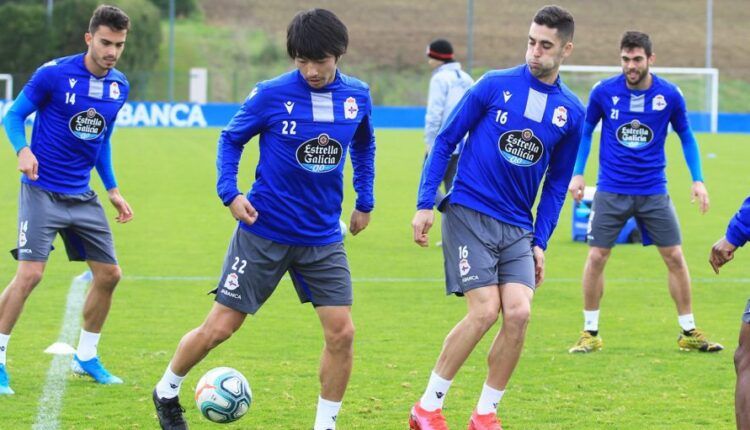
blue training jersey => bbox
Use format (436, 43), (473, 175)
(726, 196), (750, 248)
(216, 69), (376, 246)
(20, 53), (129, 194)
(586, 73), (690, 195)
(418, 65), (585, 250)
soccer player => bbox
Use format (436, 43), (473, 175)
(424, 38), (474, 204)
(567, 31), (722, 354)
(0, 5), (133, 395)
(152, 9), (375, 430)
(410, 6), (583, 429)
(708, 196), (750, 429)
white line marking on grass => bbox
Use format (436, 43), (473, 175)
(124, 275), (750, 284)
(33, 272), (91, 430)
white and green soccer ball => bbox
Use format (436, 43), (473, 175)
(195, 367), (252, 423)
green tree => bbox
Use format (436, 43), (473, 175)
(147, 0), (197, 17)
(0, 3), (51, 95)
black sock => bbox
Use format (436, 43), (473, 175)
(683, 329), (695, 336)
(586, 330), (598, 336)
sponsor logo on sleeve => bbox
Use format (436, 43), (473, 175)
(498, 129), (545, 167)
(616, 119), (654, 149)
(296, 133), (343, 173)
(68, 108), (106, 140)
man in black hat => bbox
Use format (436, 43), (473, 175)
(424, 39), (473, 207)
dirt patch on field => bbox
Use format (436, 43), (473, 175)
(201, 0), (749, 80)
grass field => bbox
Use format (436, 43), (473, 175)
(0, 128), (747, 429)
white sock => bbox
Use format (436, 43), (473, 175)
(678, 314), (696, 331)
(476, 383), (505, 415)
(0, 333), (9, 365)
(584, 310), (600, 332)
(155, 364), (185, 399)
(313, 396), (342, 430)
(420, 371), (452, 412)
(76, 329), (100, 361)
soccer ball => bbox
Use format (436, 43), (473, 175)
(195, 367), (252, 423)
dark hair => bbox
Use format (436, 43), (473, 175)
(287, 9), (348, 60)
(620, 31), (653, 57)
(89, 5), (130, 34)
(533, 5), (575, 42)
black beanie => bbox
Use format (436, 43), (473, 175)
(426, 39), (454, 61)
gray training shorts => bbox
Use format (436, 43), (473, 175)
(587, 191), (681, 249)
(12, 183), (117, 264)
(213, 227), (352, 315)
(441, 203), (535, 295)
(743, 299), (750, 324)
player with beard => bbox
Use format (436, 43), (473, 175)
(568, 31), (721, 354)
(410, 5), (584, 429)
(0, 5), (133, 395)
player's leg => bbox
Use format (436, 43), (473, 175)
(60, 190), (126, 382)
(289, 241), (355, 430)
(411, 285), (501, 430)
(468, 223), (534, 429)
(411, 203), (503, 430)
(637, 194), (721, 352)
(467, 283), (533, 430)
(570, 191), (630, 353)
(0, 183), (61, 394)
(154, 302), (246, 430)
(315, 305), (354, 429)
(736, 303), (750, 429)
(0, 261), (46, 395)
(153, 228), (288, 430)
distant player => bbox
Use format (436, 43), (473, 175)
(152, 9), (375, 430)
(410, 6), (583, 430)
(568, 31), (722, 354)
(708, 195), (750, 429)
(0, 5), (133, 395)
(424, 38), (474, 204)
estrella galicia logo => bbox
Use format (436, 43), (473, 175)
(616, 119), (654, 149)
(498, 129), (544, 167)
(69, 108), (106, 140)
(296, 133), (343, 173)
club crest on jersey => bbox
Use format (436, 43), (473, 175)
(344, 97), (358, 119)
(109, 82), (120, 99)
(552, 106), (567, 127)
(296, 133), (343, 173)
(612, 96), (620, 105)
(498, 128), (545, 167)
(652, 94), (667, 111)
(616, 119), (654, 149)
(69, 108), (106, 140)
(223, 273), (239, 291)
